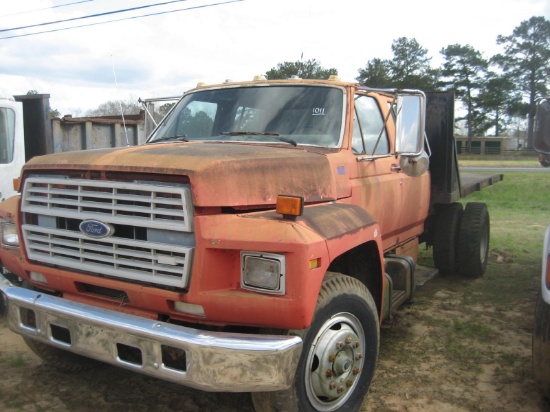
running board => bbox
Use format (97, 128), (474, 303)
(382, 255), (416, 321)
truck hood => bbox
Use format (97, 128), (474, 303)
(23, 143), (339, 207)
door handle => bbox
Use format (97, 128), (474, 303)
(391, 165), (401, 172)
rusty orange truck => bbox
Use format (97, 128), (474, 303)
(0, 77), (501, 411)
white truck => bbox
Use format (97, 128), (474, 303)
(0, 95), (29, 202)
(532, 97), (550, 396)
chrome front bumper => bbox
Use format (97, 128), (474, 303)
(0, 275), (302, 392)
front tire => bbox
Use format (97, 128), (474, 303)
(252, 272), (379, 411)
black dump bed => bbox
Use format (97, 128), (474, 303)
(425, 91), (503, 205)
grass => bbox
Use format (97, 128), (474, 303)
(458, 154), (541, 168)
(0, 352), (28, 367)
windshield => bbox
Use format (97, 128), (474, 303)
(0, 107), (15, 164)
(148, 85), (345, 147)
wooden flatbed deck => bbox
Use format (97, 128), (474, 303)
(460, 172), (504, 199)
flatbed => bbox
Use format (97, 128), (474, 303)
(459, 172), (503, 200)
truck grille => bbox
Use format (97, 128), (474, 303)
(21, 176), (194, 289)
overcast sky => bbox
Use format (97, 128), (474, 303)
(1, 0), (549, 116)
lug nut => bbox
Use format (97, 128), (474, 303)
(354, 341), (360, 348)
(329, 381), (337, 390)
(353, 367), (360, 375)
(326, 368), (333, 377)
(336, 341), (344, 349)
(329, 354), (336, 362)
(345, 336), (353, 344)
(346, 379), (354, 387)
(337, 386), (345, 394)
(355, 353), (363, 360)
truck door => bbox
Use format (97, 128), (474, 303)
(0, 98), (24, 201)
(351, 93), (403, 250)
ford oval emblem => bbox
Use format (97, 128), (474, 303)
(79, 220), (114, 239)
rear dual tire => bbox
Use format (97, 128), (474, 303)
(432, 202), (490, 278)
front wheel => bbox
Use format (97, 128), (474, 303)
(252, 272), (380, 411)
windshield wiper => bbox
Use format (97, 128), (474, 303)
(220, 131), (297, 147)
(151, 134), (189, 143)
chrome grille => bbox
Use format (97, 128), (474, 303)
(22, 176), (194, 289)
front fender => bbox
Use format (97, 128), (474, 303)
(188, 203), (383, 330)
(0, 196), (25, 278)
(298, 202), (383, 263)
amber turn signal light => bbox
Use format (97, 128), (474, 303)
(13, 178), (20, 192)
(276, 195), (304, 220)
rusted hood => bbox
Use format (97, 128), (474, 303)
(23, 143), (339, 207)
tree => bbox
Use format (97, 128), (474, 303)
(159, 102), (175, 117)
(265, 59), (337, 80)
(357, 38), (439, 90)
(440, 44), (488, 152)
(493, 16), (550, 148)
(476, 72), (521, 136)
(26, 90), (60, 118)
(389, 37), (439, 90)
(86, 99), (141, 117)
(356, 58), (393, 88)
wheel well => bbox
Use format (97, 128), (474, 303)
(327, 241), (383, 317)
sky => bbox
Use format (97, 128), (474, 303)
(0, 0), (549, 116)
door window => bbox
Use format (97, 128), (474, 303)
(0, 108), (15, 164)
(353, 96), (389, 155)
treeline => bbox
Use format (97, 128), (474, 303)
(267, 16), (550, 149)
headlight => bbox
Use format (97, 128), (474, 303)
(241, 251), (285, 295)
(1, 221), (19, 247)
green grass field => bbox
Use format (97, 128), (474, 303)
(458, 154), (542, 168)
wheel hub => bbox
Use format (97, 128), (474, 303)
(306, 314), (365, 410)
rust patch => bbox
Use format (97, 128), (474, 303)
(23, 143), (338, 207)
(250, 203), (376, 240)
(299, 203), (376, 240)
(0, 195), (20, 221)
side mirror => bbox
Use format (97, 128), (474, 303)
(395, 92), (426, 156)
(535, 97), (550, 155)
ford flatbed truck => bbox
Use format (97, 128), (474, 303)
(0, 77), (501, 411)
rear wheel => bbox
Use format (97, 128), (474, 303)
(251, 272), (379, 411)
(456, 202), (490, 278)
(433, 202), (463, 275)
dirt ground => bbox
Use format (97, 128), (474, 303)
(0, 272), (548, 412)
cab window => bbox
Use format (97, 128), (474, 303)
(352, 95), (389, 155)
